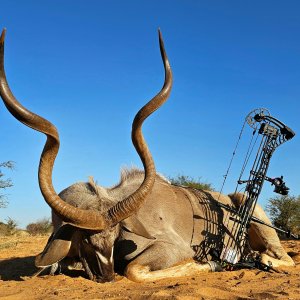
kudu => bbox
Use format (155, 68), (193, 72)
(0, 29), (294, 283)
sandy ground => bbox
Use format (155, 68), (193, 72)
(0, 235), (299, 300)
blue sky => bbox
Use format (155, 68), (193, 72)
(0, 1), (299, 228)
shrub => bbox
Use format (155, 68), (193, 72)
(169, 174), (214, 191)
(26, 218), (53, 235)
(266, 195), (300, 236)
(0, 217), (18, 236)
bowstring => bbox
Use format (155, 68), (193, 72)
(219, 119), (260, 263)
(225, 135), (265, 262)
(234, 129), (259, 193)
(217, 118), (247, 261)
(217, 119), (247, 201)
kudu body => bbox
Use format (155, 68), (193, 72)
(0, 29), (294, 283)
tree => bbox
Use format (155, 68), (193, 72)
(266, 195), (300, 235)
(0, 161), (14, 208)
(168, 174), (214, 191)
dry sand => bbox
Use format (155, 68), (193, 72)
(0, 235), (299, 300)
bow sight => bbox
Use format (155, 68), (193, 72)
(214, 108), (296, 270)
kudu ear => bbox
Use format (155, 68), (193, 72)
(35, 224), (76, 267)
(122, 215), (155, 240)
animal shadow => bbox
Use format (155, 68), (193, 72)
(0, 256), (87, 281)
(0, 256), (38, 280)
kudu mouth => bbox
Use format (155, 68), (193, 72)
(79, 234), (116, 283)
(0, 29), (173, 230)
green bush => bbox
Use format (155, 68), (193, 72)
(266, 195), (300, 236)
(169, 174), (214, 191)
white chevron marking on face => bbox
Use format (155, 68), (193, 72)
(96, 252), (109, 265)
(110, 246), (114, 263)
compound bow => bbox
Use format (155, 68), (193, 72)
(213, 108), (296, 270)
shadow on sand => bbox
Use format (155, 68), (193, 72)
(0, 256), (87, 281)
(0, 256), (37, 280)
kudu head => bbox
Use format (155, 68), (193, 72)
(0, 29), (172, 282)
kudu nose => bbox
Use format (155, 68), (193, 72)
(95, 273), (115, 283)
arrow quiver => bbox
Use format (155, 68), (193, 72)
(214, 108), (295, 270)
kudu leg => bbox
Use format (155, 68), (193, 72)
(124, 242), (218, 282)
(229, 193), (294, 268)
(248, 204), (295, 268)
(32, 263), (59, 277)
